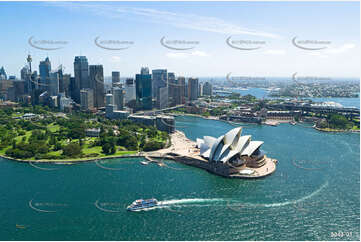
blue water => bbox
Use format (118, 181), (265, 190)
(0, 116), (359, 240)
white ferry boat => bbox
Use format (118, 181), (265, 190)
(127, 198), (158, 211)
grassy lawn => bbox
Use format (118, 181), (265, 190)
(14, 130), (32, 142)
(47, 123), (60, 132)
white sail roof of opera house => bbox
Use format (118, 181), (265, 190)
(196, 127), (264, 163)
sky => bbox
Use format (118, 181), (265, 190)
(0, 1), (359, 79)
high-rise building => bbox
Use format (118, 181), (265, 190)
(167, 72), (176, 107)
(73, 56), (89, 103)
(13, 79), (26, 100)
(112, 71), (120, 85)
(105, 93), (113, 106)
(48, 72), (59, 96)
(113, 87), (124, 110)
(61, 74), (71, 97)
(203, 81), (213, 96)
(176, 76), (186, 105)
(89, 65), (105, 108)
(135, 70), (152, 111)
(188, 77), (199, 101)
(20, 65), (31, 94)
(198, 82), (203, 97)
(124, 78), (136, 105)
(152, 69), (167, 100)
(39, 57), (51, 91)
(140, 67), (149, 75)
(0, 66), (7, 80)
(158, 86), (168, 109)
(80, 88), (94, 110)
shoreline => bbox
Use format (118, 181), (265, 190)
(314, 126), (360, 133)
(0, 130), (277, 179)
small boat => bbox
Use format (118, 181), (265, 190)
(290, 121), (296, 125)
(16, 224), (26, 229)
(127, 198), (158, 211)
(140, 161), (149, 165)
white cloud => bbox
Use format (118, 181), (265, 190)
(48, 2), (280, 39)
(166, 51), (209, 59)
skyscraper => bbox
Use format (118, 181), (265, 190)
(188, 77), (199, 101)
(203, 82), (213, 96)
(140, 67), (149, 75)
(60, 74), (71, 97)
(20, 65), (31, 94)
(0, 66), (7, 80)
(152, 69), (167, 100)
(124, 78), (136, 105)
(80, 88), (94, 110)
(159, 86), (168, 109)
(48, 72), (59, 96)
(135, 69), (152, 111)
(73, 56), (89, 103)
(176, 76), (186, 105)
(198, 82), (203, 97)
(112, 71), (120, 85)
(167, 72), (176, 107)
(89, 65), (105, 108)
(39, 57), (51, 92)
(113, 87), (124, 110)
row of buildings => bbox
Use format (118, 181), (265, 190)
(0, 56), (213, 113)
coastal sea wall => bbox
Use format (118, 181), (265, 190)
(171, 155), (233, 177)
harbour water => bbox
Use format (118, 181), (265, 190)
(0, 116), (359, 240)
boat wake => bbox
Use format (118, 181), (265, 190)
(158, 198), (225, 206)
(228, 180), (329, 209)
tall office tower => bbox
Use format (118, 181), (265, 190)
(73, 56), (89, 103)
(89, 65), (105, 108)
(184, 83), (188, 98)
(203, 81), (213, 96)
(39, 57), (51, 92)
(198, 83), (203, 97)
(80, 88), (94, 110)
(140, 67), (149, 75)
(20, 66), (30, 81)
(0, 66), (7, 80)
(20, 65), (31, 94)
(152, 69), (167, 100)
(135, 72), (152, 111)
(188, 77), (199, 101)
(13, 80), (26, 100)
(105, 93), (113, 106)
(57, 65), (64, 93)
(113, 87), (124, 110)
(112, 71), (120, 85)
(158, 86), (168, 109)
(167, 72), (176, 107)
(0, 79), (13, 100)
(61, 74), (71, 97)
(124, 78), (136, 104)
(70, 77), (77, 101)
(175, 76), (186, 105)
(48, 72), (59, 96)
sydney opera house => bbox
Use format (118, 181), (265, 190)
(192, 127), (276, 178)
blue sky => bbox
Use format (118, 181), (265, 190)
(0, 1), (359, 78)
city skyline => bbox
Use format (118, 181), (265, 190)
(0, 1), (359, 78)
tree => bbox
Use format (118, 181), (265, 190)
(62, 143), (83, 158)
(142, 140), (164, 151)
